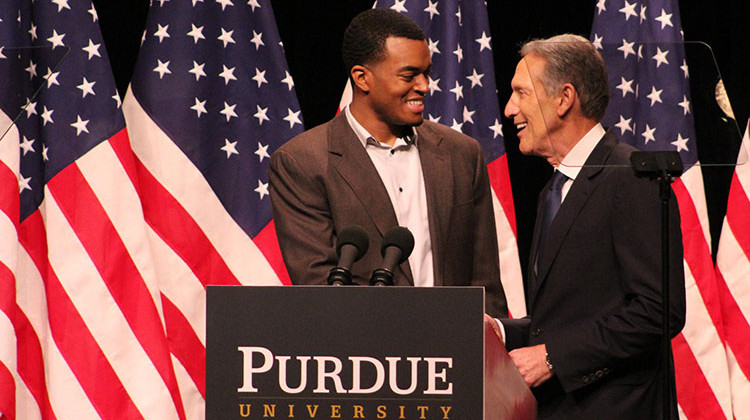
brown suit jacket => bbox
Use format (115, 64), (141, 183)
(268, 112), (508, 317)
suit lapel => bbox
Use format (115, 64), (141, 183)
(416, 124), (452, 286)
(531, 132), (618, 305)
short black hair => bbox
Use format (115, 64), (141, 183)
(342, 8), (426, 77)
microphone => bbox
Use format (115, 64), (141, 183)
(370, 226), (414, 286)
(327, 225), (369, 285)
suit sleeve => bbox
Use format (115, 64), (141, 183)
(470, 142), (509, 318)
(268, 147), (337, 285)
(545, 170), (686, 393)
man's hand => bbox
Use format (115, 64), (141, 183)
(509, 344), (552, 388)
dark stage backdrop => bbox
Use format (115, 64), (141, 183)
(93, 0), (750, 275)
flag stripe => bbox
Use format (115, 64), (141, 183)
(715, 270), (750, 379)
(253, 221), (292, 285)
(673, 332), (728, 420)
(725, 174), (750, 257)
(0, 344), (15, 420)
(488, 156), (517, 237)
(162, 294), (206, 398)
(18, 213), (144, 420)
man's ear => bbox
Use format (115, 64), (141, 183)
(351, 65), (370, 93)
(557, 82), (576, 117)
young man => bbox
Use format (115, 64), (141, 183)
(268, 8), (507, 317)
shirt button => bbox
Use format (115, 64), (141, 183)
(390, 150), (395, 155)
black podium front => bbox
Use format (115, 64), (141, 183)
(206, 286), (534, 419)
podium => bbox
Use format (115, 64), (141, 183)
(206, 286), (535, 419)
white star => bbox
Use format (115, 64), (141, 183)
(42, 145), (49, 161)
(254, 105), (270, 125)
(219, 65), (237, 84)
(71, 115), (90, 135)
(153, 59), (171, 79)
(592, 33), (603, 50)
(254, 180), (269, 200)
(654, 9), (673, 30)
(428, 76), (441, 95)
(43, 67), (60, 88)
(156, 0), (170, 5)
(639, 4), (647, 24)
(192, 0), (204, 5)
(680, 59), (689, 78)
(187, 24), (205, 43)
(28, 23), (37, 40)
(678, 95), (691, 115)
(220, 102), (238, 122)
(427, 38), (440, 56)
(25, 60), (37, 80)
(652, 47), (669, 68)
(391, 0), (408, 13)
(427, 114), (441, 123)
(113, 93), (122, 108)
(51, 0), (71, 12)
(641, 124), (656, 144)
(190, 97), (207, 117)
(20, 136), (35, 156)
(671, 133), (689, 152)
(617, 39), (635, 59)
(23, 98), (37, 117)
(283, 108), (302, 128)
(466, 68), (484, 88)
(449, 81), (464, 100)
(596, 0), (606, 14)
(255, 142), (270, 162)
(189, 61), (206, 81)
(615, 77), (634, 97)
(475, 31), (492, 52)
(281, 70), (294, 90)
(614, 115), (633, 135)
(88, 5), (98, 21)
(19, 174), (32, 193)
(646, 86), (663, 106)
(47, 30), (66, 49)
(462, 106), (475, 124)
(216, 0), (234, 10)
(252, 68), (267, 87)
(41, 106), (54, 125)
(637, 44), (644, 61)
(456, 7), (462, 26)
(618, 0), (638, 21)
(154, 24), (170, 43)
(450, 118), (463, 132)
(489, 119), (503, 139)
(77, 77), (96, 98)
(453, 44), (463, 63)
(82, 39), (102, 60)
(247, 0), (261, 11)
(218, 28), (236, 47)
(221, 139), (239, 158)
(250, 30), (264, 50)
(424, 0), (439, 19)
(0, 47), (6, 59)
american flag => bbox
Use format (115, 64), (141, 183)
(592, 0), (739, 417)
(121, 0), (303, 417)
(339, 0), (525, 317)
(715, 118), (750, 416)
(1, 0), (193, 418)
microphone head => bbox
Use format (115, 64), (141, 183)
(381, 226), (414, 263)
(336, 225), (369, 261)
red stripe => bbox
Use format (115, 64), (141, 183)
(672, 179), (726, 342)
(108, 131), (240, 288)
(715, 270), (750, 379)
(672, 333), (728, 419)
(161, 295), (206, 397)
(254, 221), (291, 285)
(487, 155), (518, 237)
(0, 162), (19, 226)
(725, 173), (750, 258)
(0, 358), (14, 420)
(47, 162), (186, 420)
(19, 212), (144, 420)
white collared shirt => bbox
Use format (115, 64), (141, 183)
(556, 123), (606, 203)
(344, 106), (434, 287)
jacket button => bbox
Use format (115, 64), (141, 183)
(595, 370), (604, 378)
(582, 376), (590, 384)
(531, 328), (541, 337)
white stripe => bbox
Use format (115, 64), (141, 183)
(717, 222), (750, 319)
(680, 266), (734, 418)
(680, 165), (713, 251)
(122, 90), (281, 286)
(171, 354), (205, 420)
(0, 111), (19, 173)
(725, 346), (750, 417)
(491, 189), (525, 317)
(41, 193), (180, 420)
(0, 311), (17, 377)
(44, 331), (101, 420)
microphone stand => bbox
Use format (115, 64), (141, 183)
(630, 151), (683, 420)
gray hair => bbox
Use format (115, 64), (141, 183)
(520, 34), (610, 121)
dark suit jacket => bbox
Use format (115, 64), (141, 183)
(502, 130), (686, 418)
(268, 112), (508, 317)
